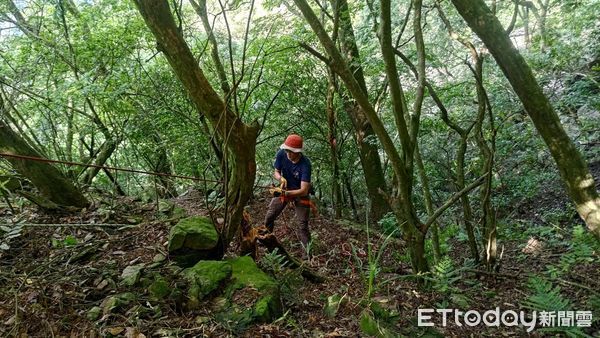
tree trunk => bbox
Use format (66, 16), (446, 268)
(521, 6), (530, 48)
(154, 142), (179, 199)
(333, 0), (391, 221)
(134, 0), (259, 252)
(0, 121), (89, 208)
(415, 145), (441, 262)
(451, 0), (600, 240)
(456, 136), (479, 262)
(471, 55), (498, 270)
(81, 138), (118, 185)
(326, 70), (343, 218)
(294, 0), (427, 273)
(343, 172), (359, 221)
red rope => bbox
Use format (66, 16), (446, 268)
(0, 152), (222, 183)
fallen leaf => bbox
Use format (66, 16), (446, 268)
(107, 327), (125, 335)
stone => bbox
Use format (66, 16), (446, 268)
(158, 200), (174, 214)
(87, 306), (102, 321)
(148, 276), (171, 299)
(120, 264), (144, 286)
(168, 217), (218, 252)
(183, 260), (233, 308)
(225, 256), (282, 323)
(102, 292), (136, 315)
(181, 256), (282, 323)
(172, 206), (187, 219)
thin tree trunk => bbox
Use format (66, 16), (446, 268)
(190, 0), (231, 95)
(81, 138), (118, 185)
(343, 172), (358, 221)
(332, 0), (391, 221)
(521, 6), (530, 48)
(456, 136), (479, 262)
(415, 145), (441, 262)
(471, 55), (497, 269)
(294, 0), (427, 273)
(451, 0), (600, 240)
(326, 70), (343, 218)
(154, 138), (178, 199)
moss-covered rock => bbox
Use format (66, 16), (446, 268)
(172, 206), (187, 219)
(158, 199), (175, 214)
(183, 260), (232, 308)
(227, 256), (283, 322)
(168, 216), (218, 252)
(181, 256), (282, 324)
(87, 306), (102, 321)
(101, 292), (136, 315)
(120, 263), (144, 286)
(148, 276), (171, 299)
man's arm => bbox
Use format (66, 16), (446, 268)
(285, 181), (310, 197)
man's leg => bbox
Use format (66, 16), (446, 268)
(295, 203), (311, 252)
(264, 197), (286, 232)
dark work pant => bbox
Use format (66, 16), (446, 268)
(264, 197), (311, 249)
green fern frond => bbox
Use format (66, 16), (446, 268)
(522, 277), (589, 337)
(523, 277), (571, 311)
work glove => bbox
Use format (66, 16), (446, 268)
(269, 186), (284, 197)
(279, 177), (287, 189)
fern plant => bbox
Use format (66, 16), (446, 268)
(423, 257), (472, 308)
(522, 277), (590, 337)
(259, 248), (303, 305)
(549, 225), (598, 277)
(430, 257), (461, 294)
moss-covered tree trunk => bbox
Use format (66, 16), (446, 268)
(451, 0), (600, 240)
(134, 0), (258, 253)
(0, 120), (89, 208)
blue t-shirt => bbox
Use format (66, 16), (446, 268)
(274, 149), (311, 190)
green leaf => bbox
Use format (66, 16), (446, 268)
(323, 293), (346, 318)
(63, 235), (78, 246)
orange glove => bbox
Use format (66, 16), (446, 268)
(279, 177), (287, 189)
(269, 186), (283, 197)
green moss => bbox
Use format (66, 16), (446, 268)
(149, 276), (171, 299)
(168, 216), (218, 252)
(180, 257), (282, 322)
(87, 306), (101, 321)
(226, 256), (282, 322)
(172, 206), (187, 219)
(102, 292), (136, 315)
(158, 199), (174, 214)
(253, 295), (277, 322)
(228, 256), (278, 291)
(183, 260), (232, 307)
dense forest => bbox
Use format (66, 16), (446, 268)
(0, 0), (599, 336)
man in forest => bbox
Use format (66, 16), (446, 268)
(264, 134), (313, 258)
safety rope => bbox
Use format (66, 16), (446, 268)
(0, 152), (290, 191)
(0, 152), (222, 183)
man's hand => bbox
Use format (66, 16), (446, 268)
(279, 177), (287, 189)
(269, 186), (283, 197)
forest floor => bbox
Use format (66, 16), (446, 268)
(0, 165), (599, 337)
